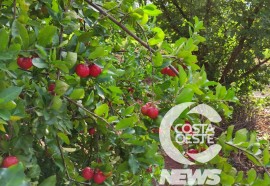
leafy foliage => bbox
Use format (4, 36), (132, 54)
(151, 0), (270, 93)
(0, 0), (269, 185)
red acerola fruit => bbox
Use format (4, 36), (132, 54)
(146, 166), (152, 173)
(17, 57), (33, 70)
(48, 83), (55, 93)
(141, 104), (150, 115)
(93, 171), (106, 184)
(88, 64), (102, 77)
(147, 106), (159, 119)
(75, 64), (90, 78)
(2, 156), (19, 168)
(82, 167), (94, 180)
(187, 149), (199, 161)
(161, 67), (169, 74)
(166, 68), (178, 77)
(88, 128), (96, 135)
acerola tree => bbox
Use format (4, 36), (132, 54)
(0, 0), (269, 185)
(151, 0), (270, 93)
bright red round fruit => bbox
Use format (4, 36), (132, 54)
(17, 57), (33, 70)
(183, 124), (192, 133)
(147, 107), (159, 119)
(88, 128), (96, 135)
(2, 156), (19, 168)
(88, 64), (102, 77)
(82, 167), (94, 180)
(93, 171), (106, 184)
(161, 67), (169, 74)
(48, 83), (55, 93)
(75, 64), (90, 78)
(141, 104), (150, 115)
(166, 68), (178, 77)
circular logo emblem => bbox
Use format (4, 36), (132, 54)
(159, 102), (222, 165)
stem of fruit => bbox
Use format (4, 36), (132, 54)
(225, 142), (270, 177)
(86, 0), (179, 76)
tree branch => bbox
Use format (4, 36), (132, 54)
(158, 0), (182, 34)
(232, 57), (270, 82)
(225, 141), (270, 177)
(171, 0), (189, 21)
(219, 5), (262, 84)
(85, 0), (179, 76)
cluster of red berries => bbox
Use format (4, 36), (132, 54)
(75, 64), (102, 78)
(82, 167), (108, 184)
(17, 57), (33, 70)
(141, 103), (159, 119)
(161, 67), (178, 77)
(1, 156), (19, 168)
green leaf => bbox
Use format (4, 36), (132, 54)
(39, 175), (56, 186)
(0, 29), (9, 51)
(220, 172), (235, 185)
(0, 162), (29, 186)
(179, 66), (187, 86)
(108, 86), (123, 94)
(94, 104), (109, 118)
(128, 154), (140, 174)
(149, 27), (165, 45)
(186, 84), (204, 95)
(263, 148), (270, 165)
(0, 109), (11, 121)
(143, 4), (162, 16)
(245, 153), (261, 166)
(123, 106), (135, 116)
(65, 52), (77, 69)
(11, 20), (29, 49)
(233, 128), (248, 144)
(32, 58), (48, 68)
(153, 53), (163, 67)
(69, 88), (85, 100)
(55, 80), (69, 96)
(115, 117), (135, 130)
(51, 96), (62, 110)
(57, 133), (70, 145)
(226, 125), (234, 141)
(175, 88), (194, 104)
(247, 168), (256, 184)
(89, 47), (107, 59)
(0, 86), (22, 104)
(235, 171), (243, 183)
(216, 84), (227, 99)
(37, 26), (57, 47)
(35, 45), (47, 59)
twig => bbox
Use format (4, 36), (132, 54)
(56, 135), (92, 185)
(225, 142), (270, 177)
(85, 0), (179, 76)
(64, 96), (112, 127)
(13, 0), (16, 19)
